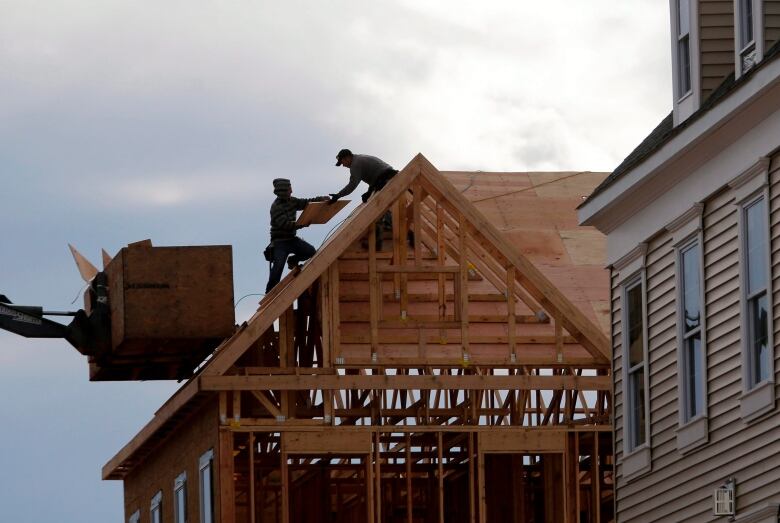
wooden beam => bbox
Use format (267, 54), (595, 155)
(201, 374), (611, 391)
(506, 267), (517, 360)
(406, 433), (413, 523)
(331, 262), (341, 363)
(437, 432), (444, 523)
(369, 225), (379, 358)
(218, 429), (235, 523)
(249, 432), (256, 523)
(458, 212), (469, 361)
(250, 390), (282, 419)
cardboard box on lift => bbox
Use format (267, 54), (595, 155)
(90, 240), (235, 380)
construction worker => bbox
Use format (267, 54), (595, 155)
(264, 178), (329, 293)
(329, 149), (399, 204)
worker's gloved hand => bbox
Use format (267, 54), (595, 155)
(361, 192), (371, 203)
(327, 193), (340, 204)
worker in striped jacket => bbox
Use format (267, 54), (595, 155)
(265, 178), (328, 293)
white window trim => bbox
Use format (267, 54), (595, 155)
(669, 206), (709, 452)
(617, 248), (652, 478)
(733, 159), (775, 421)
(151, 490), (163, 522)
(129, 509), (141, 523)
(670, 0), (701, 124)
(199, 449), (215, 523)
(734, 0), (765, 78)
(175, 471), (187, 523)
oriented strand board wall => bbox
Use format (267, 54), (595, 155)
(612, 156), (780, 521)
(699, 0), (735, 102)
(123, 399), (219, 523)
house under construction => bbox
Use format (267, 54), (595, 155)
(104, 154), (614, 523)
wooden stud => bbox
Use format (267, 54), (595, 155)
(506, 266), (517, 360)
(413, 183), (422, 265)
(331, 262), (341, 364)
(458, 212), (469, 361)
(593, 432), (600, 522)
(369, 225), (380, 359)
(375, 431), (382, 522)
(217, 429), (235, 523)
(249, 432), (256, 523)
(366, 451), (375, 523)
(437, 432), (444, 523)
(399, 195), (409, 319)
(280, 441), (289, 523)
(406, 433), (413, 523)
(468, 432), (476, 523)
(319, 272), (331, 367)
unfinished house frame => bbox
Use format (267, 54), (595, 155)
(105, 154), (614, 523)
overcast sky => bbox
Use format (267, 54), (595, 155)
(1, 1), (671, 521)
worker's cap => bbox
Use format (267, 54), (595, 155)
(273, 178), (292, 196)
(335, 148), (352, 166)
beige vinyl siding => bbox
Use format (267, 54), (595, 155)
(699, 0), (735, 102)
(613, 154), (780, 521)
(765, 1), (780, 50)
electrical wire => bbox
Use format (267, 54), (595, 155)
(70, 283), (89, 305)
(234, 292), (265, 309)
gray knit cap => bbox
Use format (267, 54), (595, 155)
(273, 178), (292, 196)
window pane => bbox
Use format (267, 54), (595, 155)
(152, 507), (161, 523)
(175, 486), (186, 523)
(630, 369), (646, 448)
(746, 198), (767, 295)
(750, 292), (769, 383)
(626, 282), (644, 367)
(678, 36), (691, 94)
(678, 0), (690, 36)
(685, 333), (703, 419)
(200, 464), (213, 523)
(681, 243), (701, 333)
(741, 0), (754, 46)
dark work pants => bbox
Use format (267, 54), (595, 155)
(265, 237), (316, 293)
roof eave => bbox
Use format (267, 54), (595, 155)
(579, 56), (780, 233)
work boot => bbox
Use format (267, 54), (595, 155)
(287, 257), (299, 270)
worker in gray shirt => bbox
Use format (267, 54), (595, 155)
(328, 149), (398, 204)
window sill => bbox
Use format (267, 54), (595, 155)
(676, 415), (708, 453)
(676, 90), (693, 104)
(622, 444), (651, 480)
(740, 380), (775, 422)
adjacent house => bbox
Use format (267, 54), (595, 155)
(579, 1), (780, 521)
(105, 155), (615, 522)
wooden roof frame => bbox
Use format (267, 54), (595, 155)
(103, 153), (610, 480)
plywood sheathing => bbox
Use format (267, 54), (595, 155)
(443, 170), (610, 335)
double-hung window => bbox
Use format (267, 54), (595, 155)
(151, 490), (163, 523)
(624, 277), (647, 451)
(731, 158), (774, 420)
(676, 0), (692, 97)
(738, 0), (757, 73)
(199, 449), (214, 523)
(743, 197), (770, 386)
(678, 240), (704, 421)
(174, 471), (187, 523)
(129, 510), (141, 523)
